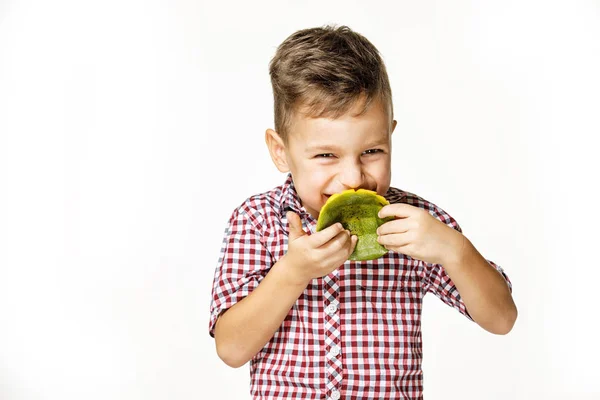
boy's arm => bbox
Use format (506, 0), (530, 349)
(214, 255), (309, 368)
(213, 211), (357, 368)
(434, 236), (516, 334)
(378, 203), (517, 335)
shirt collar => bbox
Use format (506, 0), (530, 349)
(279, 173), (317, 225)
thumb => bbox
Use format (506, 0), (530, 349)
(287, 211), (306, 241)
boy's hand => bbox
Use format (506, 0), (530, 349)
(377, 204), (464, 266)
(284, 211), (357, 285)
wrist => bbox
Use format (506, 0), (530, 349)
(274, 254), (312, 288)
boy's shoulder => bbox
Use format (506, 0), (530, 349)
(386, 186), (432, 208)
(227, 177), (296, 224)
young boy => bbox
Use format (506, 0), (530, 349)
(209, 25), (517, 399)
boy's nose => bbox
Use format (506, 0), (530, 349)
(339, 162), (365, 189)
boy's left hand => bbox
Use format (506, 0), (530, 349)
(377, 204), (465, 266)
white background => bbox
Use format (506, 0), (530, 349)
(1, 0), (599, 399)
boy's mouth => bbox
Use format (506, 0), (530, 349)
(325, 188), (376, 198)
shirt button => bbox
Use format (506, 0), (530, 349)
(325, 304), (337, 315)
(330, 345), (340, 357)
(331, 390), (341, 400)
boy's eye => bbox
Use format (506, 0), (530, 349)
(363, 149), (383, 155)
(315, 153), (335, 158)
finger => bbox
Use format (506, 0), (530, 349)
(328, 237), (357, 268)
(377, 232), (410, 248)
(378, 203), (418, 219)
(310, 222), (345, 247)
(376, 218), (410, 236)
(287, 211), (307, 241)
(319, 228), (351, 252)
(349, 234), (358, 255)
(319, 231), (355, 265)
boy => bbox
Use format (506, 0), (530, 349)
(209, 25), (517, 399)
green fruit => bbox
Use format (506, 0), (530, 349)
(316, 189), (393, 261)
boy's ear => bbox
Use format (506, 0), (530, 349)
(391, 119), (397, 134)
(265, 129), (290, 172)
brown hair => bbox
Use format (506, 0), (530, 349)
(269, 25), (393, 142)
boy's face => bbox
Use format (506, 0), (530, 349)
(266, 97), (397, 219)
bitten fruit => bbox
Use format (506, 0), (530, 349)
(316, 189), (393, 261)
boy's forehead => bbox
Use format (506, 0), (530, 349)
(288, 99), (392, 142)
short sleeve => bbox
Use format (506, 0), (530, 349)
(420, 201), (512, 320)
(208, 207), (272, 337)
(423, 259), (511, 321)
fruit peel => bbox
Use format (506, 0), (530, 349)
(316, 189), (393, 261)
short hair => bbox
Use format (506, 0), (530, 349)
(269, 25), (393, 142)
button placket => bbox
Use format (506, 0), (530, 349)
(323, 270), (343, 398)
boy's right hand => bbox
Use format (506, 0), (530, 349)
(283, 211), (357, 285)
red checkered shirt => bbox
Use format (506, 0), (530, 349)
(209, 174), (511, 400)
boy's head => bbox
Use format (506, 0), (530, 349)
(265, 25), (397, 218)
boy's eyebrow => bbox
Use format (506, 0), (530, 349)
(363, 136), (390, 148)
(305, 136), (390, 153)
(304, 144), (339, 153)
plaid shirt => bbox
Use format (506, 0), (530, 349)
(209, 174), (511, 400)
